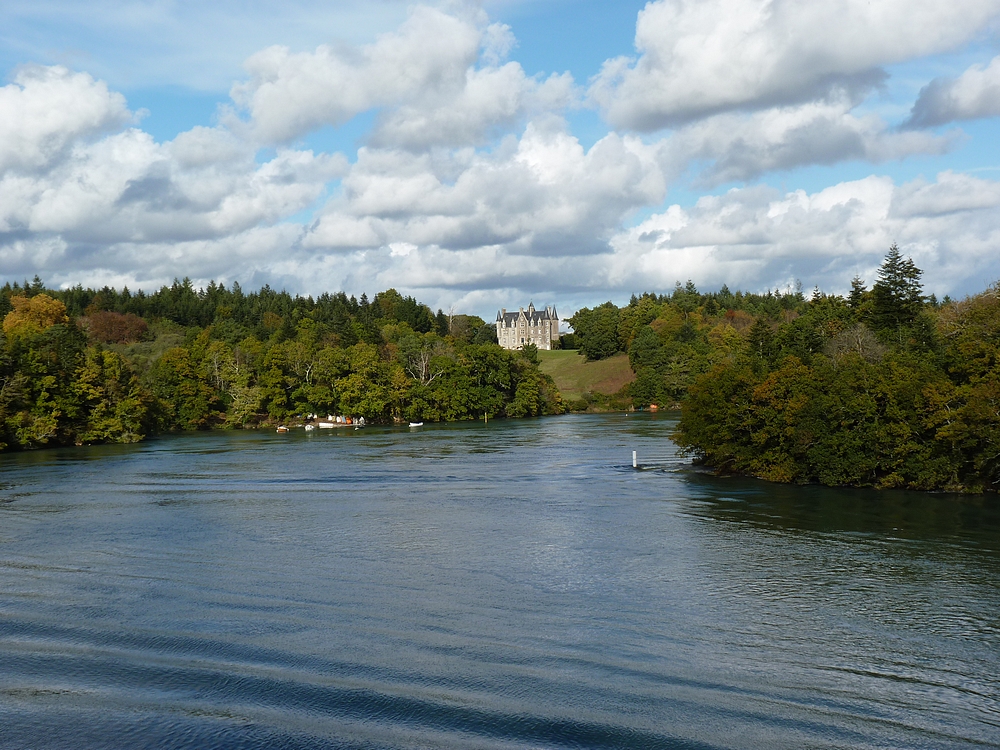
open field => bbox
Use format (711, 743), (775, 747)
(537, 350), (635, 402)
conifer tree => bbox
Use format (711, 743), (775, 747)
(871, 244), (923, 333)
(848, 276), (866, 309)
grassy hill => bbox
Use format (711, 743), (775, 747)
(537, 350), (635, 403)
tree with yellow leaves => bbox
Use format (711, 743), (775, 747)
(2, 294), (69, 337)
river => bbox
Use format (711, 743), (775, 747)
(1, 413), (997, 749)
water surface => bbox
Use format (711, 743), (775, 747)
(1, 414), (998, 748)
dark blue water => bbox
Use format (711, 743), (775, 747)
(1, 414), (998, 749)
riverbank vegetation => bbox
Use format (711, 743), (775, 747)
(5, 249), (998, 493)
(0, 280), (563, 452)
(568, 247), (999, 493)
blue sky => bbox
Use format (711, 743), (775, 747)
(2, 0), (1000, 318)
(105, 1), (654, 152)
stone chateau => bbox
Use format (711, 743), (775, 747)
(496, 303), (559, 350)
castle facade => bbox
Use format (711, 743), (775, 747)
(496, 303), (559, 350)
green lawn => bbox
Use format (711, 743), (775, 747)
(537, 350), (635, 401)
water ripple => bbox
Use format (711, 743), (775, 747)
(1, 414), (998, 748)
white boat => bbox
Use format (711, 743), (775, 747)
(304, 424), (315, 431)
(317, 422), (335, 428)
(409, 421), (424, 427)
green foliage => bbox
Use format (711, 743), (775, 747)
(672, 250), (1000, 493)
(628, 325), (666, 371)
(848, 275), (867, 309)
(444, 314), (491, 343)
(520, 342), (539, 365)
(747, 318), (777, 362)
(559, 333), (578, 349)
(435, 309), (449, 337)
(74, 348), (154, 443)
(627, 367), (667, 408)
(0, 278), (567, 450)
(773, 295), (853, 363)
(871, 243), (924, 337)
(1, 322), (86, 448)
(0, 303), (155, 449)
(569, 302), (621, 360)
(9, 247), (994, 495)
(147, 347), (222, 430)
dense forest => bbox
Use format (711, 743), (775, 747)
(0, 279), (563, 452)
(5, 250), (998, 493)
(568, 247), (999, 493)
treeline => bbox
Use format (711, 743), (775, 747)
(567, 281), (812, 407)
(570, 247), (998, 493)
(0, 279), (563, 452)
(1, 276), (496, 346)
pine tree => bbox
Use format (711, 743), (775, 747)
(848, 276), (866, 309)
(871, 244), (923, 333)
(435, 309), (449, 337)
(748, 318), (776, 361)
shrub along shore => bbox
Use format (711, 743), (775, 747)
(566, 247), (999, 493)
(0, 280), (563, 452)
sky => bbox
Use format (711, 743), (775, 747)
(2, 0), (1000, 320)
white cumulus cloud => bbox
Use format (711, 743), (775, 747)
(229, 6), (578, 149)
(304, 116), (666, 255)
(662, 96), (956, 185)
(907, 55), (1000, 128)
(2, 4), (999, 318)
(590, 0), (1000, 130)
(0, 65), (130, 173)
(608, 172), (1000, 299)
(231, 6), (474, 143)
(370, 65), (577, 150)
(0, 124), (343, 244)
(0, 63), (344, 286)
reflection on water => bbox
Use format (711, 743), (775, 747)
(0, 414), (998, 749)
(688, 473), (1000, 550)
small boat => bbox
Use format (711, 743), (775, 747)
(304, 424), (315, 431)
(276, 426), (289, 433)
(317, 422), (335, 428)
(409, 421), (424, 427)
